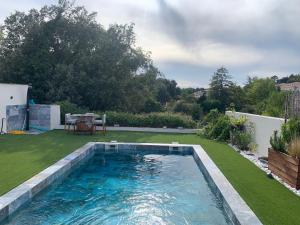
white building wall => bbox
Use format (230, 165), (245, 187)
(50, 105), (61, 129)
(226, 111), (285, 157)
(0, 84), (28, 132)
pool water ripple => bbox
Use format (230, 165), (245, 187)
(2, 152), (233, 225)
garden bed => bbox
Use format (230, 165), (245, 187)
(268, 149), (300, 189)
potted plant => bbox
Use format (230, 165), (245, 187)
(268, 121), (300, 189)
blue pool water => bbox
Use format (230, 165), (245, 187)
(3, 152), (233, 225)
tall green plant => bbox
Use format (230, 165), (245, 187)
(281, 118), (300, 144)
(270, 131), (286, 153)
(205, 115), (231, 141)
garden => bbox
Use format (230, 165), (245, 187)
(1, 1), (300, 224)
(1, 130), (300, 225)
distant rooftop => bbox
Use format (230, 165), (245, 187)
(276, 82), (300, 91)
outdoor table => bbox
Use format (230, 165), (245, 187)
(72, 113), (100, 134)
(72, 113), (100, 118)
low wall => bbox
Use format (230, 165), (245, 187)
(226, 111), (285, 157)
(30, 104), (61, 131)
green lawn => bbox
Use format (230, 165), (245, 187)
(0, 130), (299, 225)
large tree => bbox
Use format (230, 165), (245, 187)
(0, 0), (177, 113)
(208, 67), (233, 111)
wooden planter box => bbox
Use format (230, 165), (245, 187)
(268, 149), (300, 189)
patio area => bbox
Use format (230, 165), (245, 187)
(0, 130), (300, 225)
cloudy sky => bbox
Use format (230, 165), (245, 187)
(0, 0), (300, 87)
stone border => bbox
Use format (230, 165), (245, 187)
(0, 142), (96, 222)
(55, 125), (198, 133)
(0, 142), (262, 225)
(192, 145), (262, 225)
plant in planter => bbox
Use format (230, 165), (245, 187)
(270, 130), (286, 153)
(288, 137), (300, 159)
(268, 121), (300, 189)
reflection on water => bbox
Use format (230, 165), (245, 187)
(3, 152), (232, 225)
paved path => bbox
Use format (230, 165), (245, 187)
(56, 125), (197, 134)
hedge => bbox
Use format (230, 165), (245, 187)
(57, 100), (197, 128)
(104, 111), (197, 128)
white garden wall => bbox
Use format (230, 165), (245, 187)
(0, 83), (28, 133)
(226, 111), (285, 157)
(50, 105), (61, 129)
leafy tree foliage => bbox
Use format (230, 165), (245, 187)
(277, 74), (300, 84)
(0, 0), (179, 113)
(263, 91), (286, 117)
(208, 67), (233, 111)
(205, 68), (287, 117)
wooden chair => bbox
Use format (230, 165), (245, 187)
(74, 116), (94, 135)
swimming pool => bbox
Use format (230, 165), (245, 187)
(0, 143), (262, 225)
(2, 151), (232, 225)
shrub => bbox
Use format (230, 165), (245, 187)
(270, 131), (286, 153)
(281, 118), (300, 144)
(201, 99), (222, 113)
(230, 116), (247, 130)
(203, 109), (220, 124)
(104, 111), (197, 128)
(56, 100), (87, 123)
(231, 130), (252, 150)
(143, 98), (162, 113)
(288, 137), (300, 158)
(205, 115), (231, 141)
(173, 101), (203, 120)
(191, 105), (203, 121)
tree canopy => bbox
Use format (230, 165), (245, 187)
(0, 0), (295, 119)
(208, 67), (233, 111)
(0, 0), (179, 113)
(204, 68), (287, 117)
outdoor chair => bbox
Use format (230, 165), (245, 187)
(94, 114), (106, 133)
(74, 116), (95, 135)
(65, 113), (77, 132)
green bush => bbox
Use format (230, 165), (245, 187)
(281, 118), (300, 144)
(231, 130), (252, 150)
(143, 98), (162, 113)
(270, 130), (286, 153)
(203, 109), (220, 124)
(203, 110), (253, 146)
(56, 100), (87, 123)
(205, 115), (231, 141)
(173, 101), (203, 120)
(230, 116), (247, 130)
(104, 111), (197, 128)
(201, 99), (222, 113)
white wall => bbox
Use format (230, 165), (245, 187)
(0, 84), (28, 132)
(226, 111), (285, 157)
(50, 105), (61, 129)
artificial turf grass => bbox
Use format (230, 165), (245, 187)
(0, 130), (299, 225)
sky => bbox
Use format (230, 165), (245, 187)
(0, 0), (300, 87)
